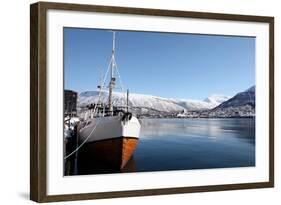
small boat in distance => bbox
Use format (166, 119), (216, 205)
(78, 32), (141, 169)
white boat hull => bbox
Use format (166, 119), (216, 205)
(79, 115), (141, 143)
(78, 115), (141, 169)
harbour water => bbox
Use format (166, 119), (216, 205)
(66, 118), (255, 175)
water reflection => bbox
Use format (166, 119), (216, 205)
(140, 118), (255, 145)
(135, 118), (255, 172)
(65, 153), (137, 176)
(66, 118), (255, 175)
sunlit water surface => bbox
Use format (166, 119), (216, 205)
(69, 118), (255, 175)
(134, 118), (255, 172)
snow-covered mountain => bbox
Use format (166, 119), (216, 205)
(78, 91), (230, 112)
(204, 95), (230, 105)
(171, 95), (230, 111)
(214, 86), (255, 109)
(206, 86), (255, 117)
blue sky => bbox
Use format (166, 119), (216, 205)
(64, 28), (255, 100)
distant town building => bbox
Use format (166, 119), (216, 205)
(64, 90), (77, 116)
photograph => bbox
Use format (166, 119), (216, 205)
(29, 2), (274, 202)
(63, 28), (256, 176)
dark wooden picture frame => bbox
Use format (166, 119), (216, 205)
(30, 1), (274, 202)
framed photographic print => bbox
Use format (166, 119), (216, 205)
(30, 1), (274, 202)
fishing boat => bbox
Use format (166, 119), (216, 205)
(78, 32), (141, 169)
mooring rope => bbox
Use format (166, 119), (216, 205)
(64, 118), (101, 160)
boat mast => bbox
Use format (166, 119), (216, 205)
(126, 89), (129, 113)
(108, 32), (116, 115)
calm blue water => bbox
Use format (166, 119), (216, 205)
(134, 118), (255, 172)
(71, 118), (255, 175)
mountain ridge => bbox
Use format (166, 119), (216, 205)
(78, 90), (231, 112)
(77, 85), (255, 117)
(206, 85), (256, 117)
